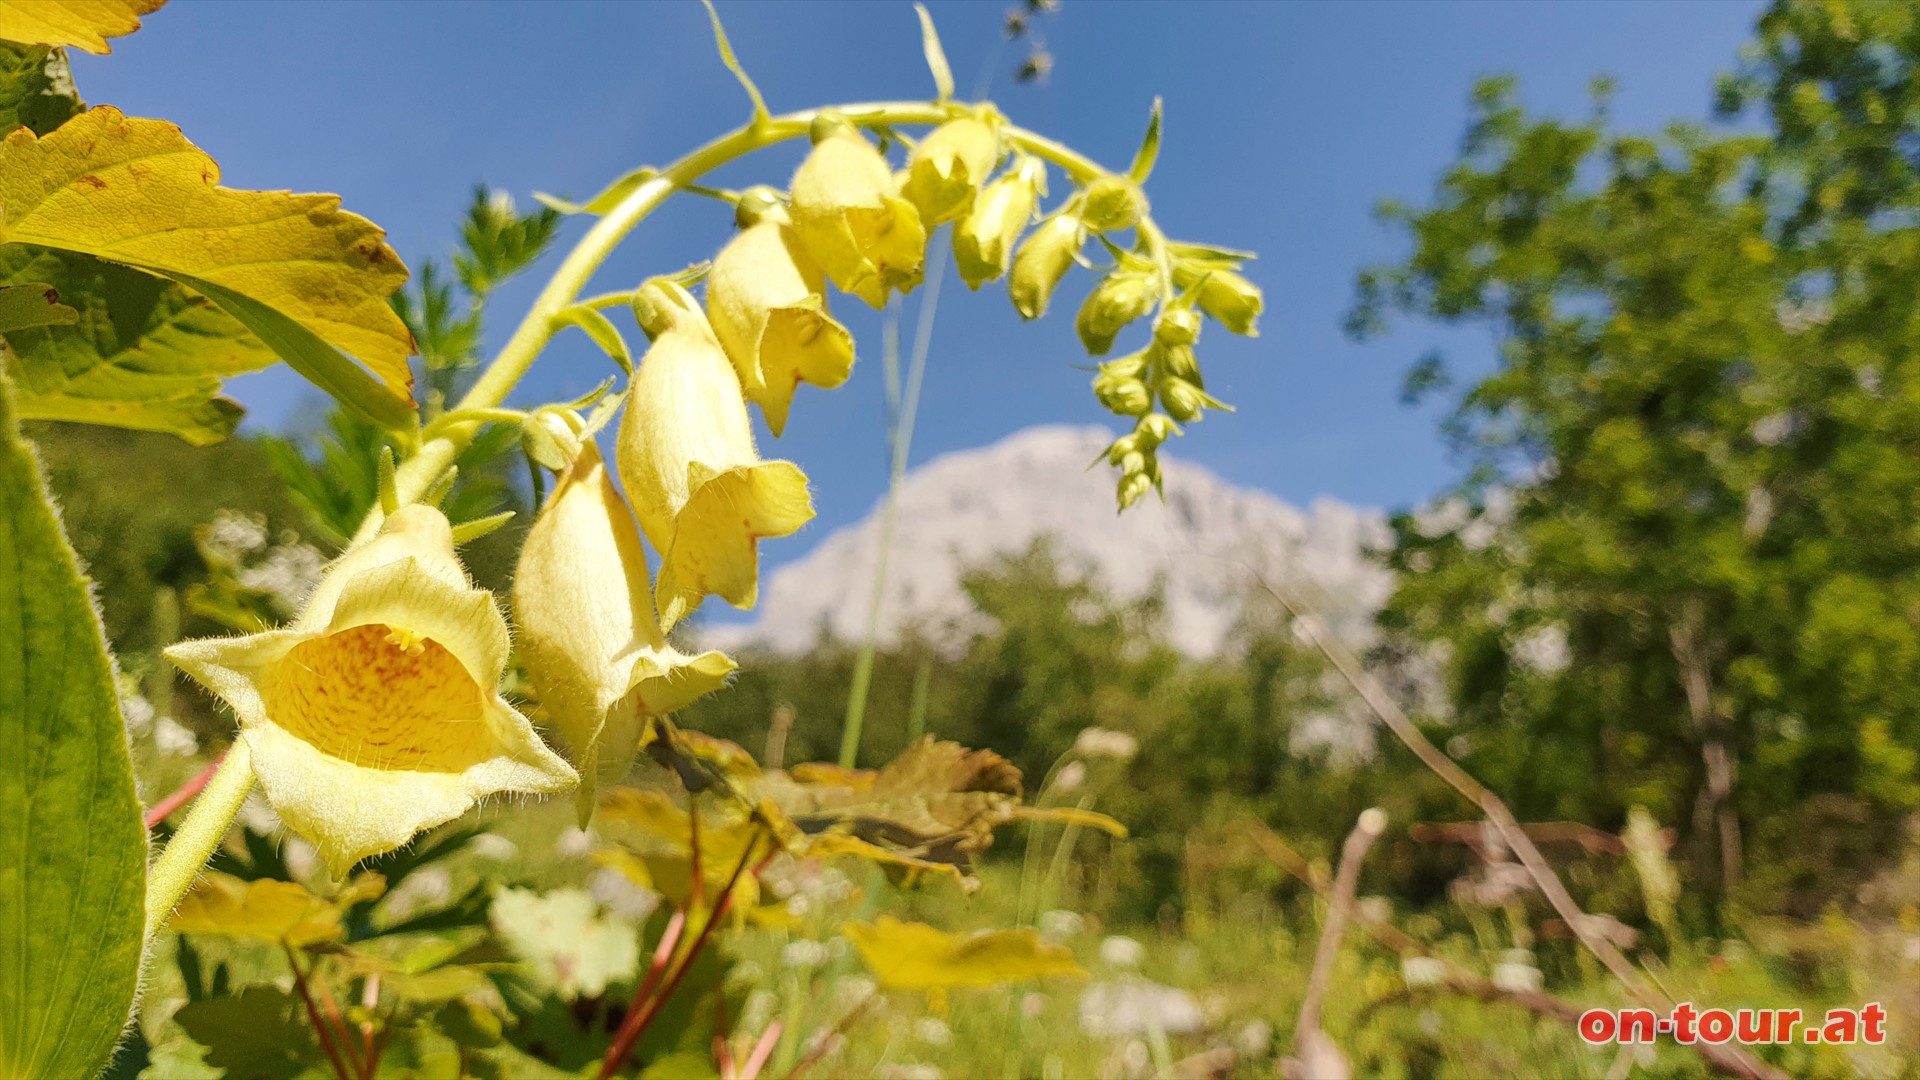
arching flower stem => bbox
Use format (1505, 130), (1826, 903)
(143, 100), (1134, 947)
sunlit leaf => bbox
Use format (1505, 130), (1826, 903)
(0, 0), (162, 55)
(0, 106), (417, 405)
(165, 872), (351, 947)
(2, 248), (277, 443)
(844, 916), (1084, 990)
(0, 371), (146, 1080)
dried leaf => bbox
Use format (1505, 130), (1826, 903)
(844, 916), (1084, 990)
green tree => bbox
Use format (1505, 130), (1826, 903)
(1355, 23), (1920, 907)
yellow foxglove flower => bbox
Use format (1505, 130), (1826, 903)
(1075, 271), (1157, 355)
(1174, 262), (1263, 336)
(515, 443), (736, 822)
(166, 505), (576, 875)
(706, 192), (855, 437)
(1009, 213), (1084, 320)
(899, 115), (1001, 227)
(790, 118), (927, 309)
(618, 281), (815, 632)
(955, 156), (1046, 290)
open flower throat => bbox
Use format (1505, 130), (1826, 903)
(266, 624), (486, 773)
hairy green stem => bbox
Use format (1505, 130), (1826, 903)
(143, 737), (254, 941)
(143, 97), (1126, 941)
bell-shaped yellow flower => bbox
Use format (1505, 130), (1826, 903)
(706, 192), (855, 437)
(789, 117), (927, 309)
(955, 156), (1046, 290)
(514, 443), (736, 822)
(618, 281), (815, 632)
(900, 115), (1001, 227)
(1009, 213), (1084, 320)
(166, 505), (577, 875)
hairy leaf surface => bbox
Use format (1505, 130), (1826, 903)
(0, 371), (146, 1079)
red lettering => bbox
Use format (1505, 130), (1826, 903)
(1699, 1008), (1734, 1044)
(1619, 1008), (1657, 1044)
(1579, 1009), (1617, 1044)
(1672, 1002), (1699, 1043)
(1862, 1003), (1886, 1045)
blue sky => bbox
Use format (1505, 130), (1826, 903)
(75, 0), (1761, 548)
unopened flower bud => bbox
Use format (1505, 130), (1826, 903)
(955, 156), (1046, 289)
(1136, 413), (1180, 444)
(1159, 342), (1201, 382)
(1100, 351), (1149, 381)
(1175, 264), (1262, 336)
(790, 126), (927, 309)
(1076, 272), (1157, 355)
(1009, 214), (1083, 320)
(1118, 450), (1147, 476)
(1080, 175), (1147, 233)
(901, 115), (1001, 226)
(734, 185), (787, 229)
(1160, 375), (1224, 423)
(1105, 433), (1141, 465)
(1153, 307), (1201, 346)
(1118, 471), (1153, 510)
(1093, 371), (1151, 416)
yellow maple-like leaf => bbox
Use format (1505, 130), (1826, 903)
(843, 916), (1085, 990)
(165, 872), (365, 948)
(0, 106), (415, 397)
(0, 0), (163, 55)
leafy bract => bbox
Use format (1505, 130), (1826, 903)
(0, 0), (162, 55)
(1, 247), (278, 443)
(165, 872), (352, 947)
(0, 371), (147, 1080)
(0, 106), (417, 408)
(843, 916), (1084, 990)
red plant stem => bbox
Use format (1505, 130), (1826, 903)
(305, 961), (361, 1079)
(283, 943), (356, 1080)
(736, 1020), (783, 1080)
(782, 998), (879, 1080)
(359, 973), (381, 1079)
(144, 751), (227, 829)
(598, 842), (769, 1080)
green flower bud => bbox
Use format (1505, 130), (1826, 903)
(734, 185), (787, 229)
(1153, 307), (1201, 346)
(1099, 351), (1150, 381)
(1136, 413), (1180, 444)
(1175, 263), (1262, 336)
(1081, 175), (1147, 233)
(1105, 433), (1141, 465)
(1009, 214), (1084, 320)
(1160, 375), (1227, 423)
(955, 156), (1046, 289)
(1093, 371), (1151, 416)
(1118, 470), (1153, 510)
(1159, 342), (1201, 382)
(1076, 272), (1157, 355)
(901, 116), (1002, 227)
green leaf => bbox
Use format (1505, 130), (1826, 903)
(0, 281), (75, 331)
(172, 273), (416, 433)
(0, 42), (83, 136)
(550, 303), (631, 374)
(913, 3), (954, 104)
(455, 186), (561, 297)
(1, 248), (277, 444)
(170, 986), (323, 1079)
(0, 106), (418, 410)
(700, 0), (769, 125)
(0, 370), (147, 1079)
(1128, 97), (1162, 184)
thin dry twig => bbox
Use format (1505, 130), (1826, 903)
(1248, 569), (1786, 1080)
(1296, 808), (1386, 1043)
